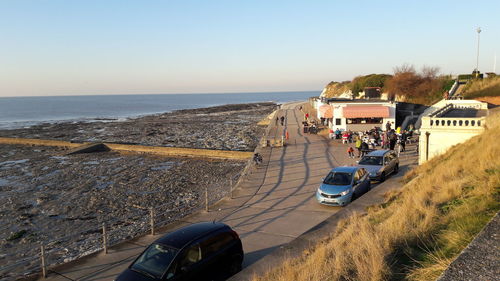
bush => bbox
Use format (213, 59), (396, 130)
(384, 65), (451, 105)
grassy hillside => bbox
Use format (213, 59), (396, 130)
(462, 76), (500, 98)
(252, 112), (500, 281)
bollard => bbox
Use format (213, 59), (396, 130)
(150, 208), (155, 236)
(205, 186), (209, 212)
(102, 223), (108, 254)
(40, 245), (47, 278)
(230, 178), (233, 199)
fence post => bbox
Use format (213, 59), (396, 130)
(230, 178), (234, 199)
(205, 186), (209, 212)
(150, 208), (155, 236)
(102, 223), (108, 254)
(40, 245), (47, 278)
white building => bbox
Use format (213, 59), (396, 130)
(418, 99), (488, 164)
(315, 98), (396, 132)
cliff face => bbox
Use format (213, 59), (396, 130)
(320, 81), (352, 98)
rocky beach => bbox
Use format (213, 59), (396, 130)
(0, 102), (275, 279)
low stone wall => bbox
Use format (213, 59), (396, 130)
(0, 137), (253, 160)
(0, 137), (81, 148)
(106, 143), (252, 160)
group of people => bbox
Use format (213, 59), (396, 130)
(331, 121), (415, 158)
(303, 120), (319, 134)
(253, 153), (263, 165)
(275, 115), (286, 126)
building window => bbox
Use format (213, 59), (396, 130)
(335, 118), (341, 125)
(346, 118), (383, 124)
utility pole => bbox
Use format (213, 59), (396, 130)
(475, 27), (482, 74)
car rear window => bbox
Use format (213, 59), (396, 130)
(323, 172), (352, 185)
(359, 156), (383, 166)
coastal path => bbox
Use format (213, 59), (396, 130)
(41, 102), (415, 281)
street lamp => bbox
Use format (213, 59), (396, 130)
(475, 27), (482, 74)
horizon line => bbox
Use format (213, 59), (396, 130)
(0, 89), (320, 99)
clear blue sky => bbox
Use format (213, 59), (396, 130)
(1, 0), (499, 97)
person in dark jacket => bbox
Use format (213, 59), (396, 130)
(253, 153), (263, 165)
(360, 141), (369, 157)
(389, 130), (397, 150)
(400, 131), (407, 152)
(385, 121), (392, 132)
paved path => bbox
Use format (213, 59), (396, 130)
(182, 102), (348, 268)
(42, 102), (410, 280)
(438, 212), (500, 281)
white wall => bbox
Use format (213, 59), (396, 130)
(418, 116), (485, 164)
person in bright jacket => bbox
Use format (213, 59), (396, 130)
(355, 137), (362, 158)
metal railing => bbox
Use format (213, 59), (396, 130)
(0, 172), (248, 280)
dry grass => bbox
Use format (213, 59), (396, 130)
(462, 76), (500, 98)
(253, 112), (500, 281)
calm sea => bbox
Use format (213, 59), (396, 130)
(0, 91), (317, 129)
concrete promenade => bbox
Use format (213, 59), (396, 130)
(40, 102), (414, 281)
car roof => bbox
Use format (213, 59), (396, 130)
(331, 166), (358, 173)
(366, 149), (392, 157)
(156, 222), (228, 249)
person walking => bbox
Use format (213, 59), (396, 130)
(360, 141), (369, 157)
(275, 116), (279, 126)
(385, 121), (391, 132)
(305, 113), (309, 121)
(253, 153), (263, 165)
(355, 137), (362, 158)
(280, 116), (285, 126)
(389, 131), (397, 150)
(400, 130), (407, 152)
(347, 146), (355, 158)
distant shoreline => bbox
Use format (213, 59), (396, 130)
(0, 91), (316, 129)
(0, 89), (318, 99)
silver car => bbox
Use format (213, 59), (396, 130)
(357, 149), (399, 182)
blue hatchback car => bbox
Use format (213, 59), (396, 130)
(316, 166), (371, 206)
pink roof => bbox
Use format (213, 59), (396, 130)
(342, 106), (389, 118)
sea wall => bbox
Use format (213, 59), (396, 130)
(0, 137), (253, 160)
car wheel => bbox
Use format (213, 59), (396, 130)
(394, 164), (399, 174)
(228, 256), (242, 276)
(350, 192), (357, 202)
(380, 172), (386, 182)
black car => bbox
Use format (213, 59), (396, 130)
(116, 222), (244, 281)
